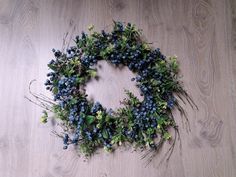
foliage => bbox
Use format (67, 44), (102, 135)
(32, 21), (197, 164)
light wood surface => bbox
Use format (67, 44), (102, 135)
(0, 0), (236, 177)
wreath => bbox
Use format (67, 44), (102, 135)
(28, 21), (196, 164)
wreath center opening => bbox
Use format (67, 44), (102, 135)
(85, 60), (143, 110)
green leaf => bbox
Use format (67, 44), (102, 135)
(96, 111), (103, 120)
(40, 116), (47, 123)
(163, 132), (171, 140)
(69, 98), (78, 105)
(52, 87), (58, 94)
(40, 110), (48, 123)
(47, 64), (57, 71)
(76, 76), (82, 84)
(105, 115), (111, 122)
(88, 24), (94, 31)
(86, 115), (95, 124)
(147, 128), (155, 135)
(87, 70), (97, 77)
(169, 56), (179, 73)
(102, 129), (109, 139)
(96, 123), (102, 128)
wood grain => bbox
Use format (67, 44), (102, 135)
(0, 0), (236, 177)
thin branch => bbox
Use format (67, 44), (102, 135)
(141, 138), (165, 167)
(156, 128), (177, 168)
(28, 80), (56, 105)
(24, 96), (51, 111)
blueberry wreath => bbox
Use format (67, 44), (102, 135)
(31, 21), (196, 163)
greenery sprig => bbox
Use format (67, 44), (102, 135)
(28, 21), (197, 165)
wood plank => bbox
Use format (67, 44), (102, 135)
(0, 0), (235, 176)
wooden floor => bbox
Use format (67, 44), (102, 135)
(0, 0), (236, 177)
